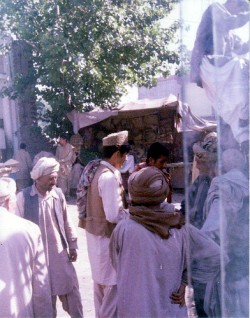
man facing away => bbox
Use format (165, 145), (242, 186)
(13, 142), (33, 192)
(77, 130), (130, 318)
(109, 166), (220, 318)
(0, 177), (53, 318)
(56, 133), (76, 198)
(16, 157), (83, 318)
(201, 148), (249, 317)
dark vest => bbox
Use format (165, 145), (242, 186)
(22, 186), (68, 249)
(84, 164), (126, 238)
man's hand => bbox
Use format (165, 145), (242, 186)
(170, 283), (186, 307)
(69, 248), (78, 262)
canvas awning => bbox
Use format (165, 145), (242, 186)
(67, 94), (216, 134)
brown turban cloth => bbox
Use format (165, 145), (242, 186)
(128, 166), (169, 205)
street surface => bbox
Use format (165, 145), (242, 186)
(57, 196), (95, 318)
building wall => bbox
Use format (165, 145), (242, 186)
(0, 38), (54, 161)
(0, 37), (19, 161)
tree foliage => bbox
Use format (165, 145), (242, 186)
(0, 0), (179, 137)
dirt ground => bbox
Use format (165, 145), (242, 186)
(56, 196), (95, 318)
(57, 191), (186, 318)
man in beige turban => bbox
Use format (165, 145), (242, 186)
(181, 132), (218, 229)
(16, 157), (83, 318)
(180, 132), (218, 318)
(77, 130), (130, 318)
(0, 177), (52, 317)
(110, 166), (220, 318)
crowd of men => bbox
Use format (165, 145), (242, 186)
(1, 0), (248, 316)
(0, 124), (248, 318)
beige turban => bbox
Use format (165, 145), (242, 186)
(102, 130), (128, 147)
(128, 166), (169, 205)
(0, 177), (16, 204)
(193, 132), (217, 162)
(30, 157), (60, 180)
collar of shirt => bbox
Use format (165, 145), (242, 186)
(31, 184), (60, 200)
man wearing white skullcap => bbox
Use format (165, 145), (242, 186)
(0, 177), (53, 317)
(77, 130), (130, 317)
(16, 157), (83, 318)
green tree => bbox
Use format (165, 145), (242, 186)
(0, 0), (179, 137)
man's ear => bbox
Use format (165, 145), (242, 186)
(148, 157), (155, 166)
(115, 150), (122, 158)
(3, 197), (10, 211)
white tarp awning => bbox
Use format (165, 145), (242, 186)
(67, 109), (118, 134)
(176, 102), (217, 132)
(67, 94), (216, 134)
(67, 95), (179, 134)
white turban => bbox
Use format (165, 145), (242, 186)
(0, 177), (16, 204)
(31, 157), (60, 180)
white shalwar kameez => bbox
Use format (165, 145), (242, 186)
(86, 160), (128, 317)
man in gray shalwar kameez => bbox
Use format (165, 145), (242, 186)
(110, 166), (220, 318)
(16, 157), (83, 318)
(202, 148), (249, 317)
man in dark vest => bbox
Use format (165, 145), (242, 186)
(77, 130), (130, 318)
(16, 157), (83, 318)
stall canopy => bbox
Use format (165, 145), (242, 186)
(67, 94), (216, 134)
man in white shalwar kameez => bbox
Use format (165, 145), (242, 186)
(16, 157), (83, 318)
(77, 131), (130, 318)
(0, 177), (53, 318)
(110, 166), (221, 318)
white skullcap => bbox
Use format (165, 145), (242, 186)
(31, 157), (60, 180)
(0, 177), (16, 204)
(102, 130), (128, 147)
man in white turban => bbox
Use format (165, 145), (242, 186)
(0, 177), (53, 317)
(16, 157), (83, 318)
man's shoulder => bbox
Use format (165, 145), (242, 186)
(96, 163), (114, 176)
(98, 166), (117, 183)
(19, 185), (33, 196)
(51, 186), (65, 199)
(66, 142), (74, 151)
(1, 208), (40, 234)
(114, 218), (142, 233)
